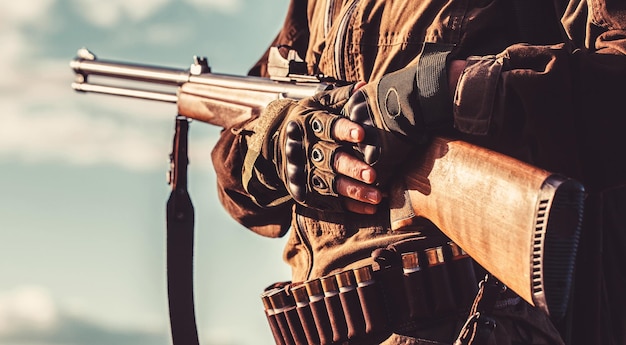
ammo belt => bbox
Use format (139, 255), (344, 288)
(261, 241), (489, 345)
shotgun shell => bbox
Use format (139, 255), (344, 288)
(425, 246), (445, 267)
(449, 241), (470, 260)
(402, 251), (422, 273)
(262, 290), (287, 345)
(291, 284), (320, 345)
(336, 270), (365, 339)
(291, 285), (309, 306)
(354, 265), (386, 335)
(268, 288), (292, 311)
(354, 266), (374, 287)
(336, 270), (356, 292)
(447, 241), (478, 308)
(305, 279), (324, 301)
(424, 246), (456, 314)
(321, 275), (339, 296)
(267, 288), (296, 345)
(321, 275), (347, 342)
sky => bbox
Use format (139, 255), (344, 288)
(0, 1), (294, 344)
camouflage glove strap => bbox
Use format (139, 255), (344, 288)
(244, 85), (355, 211)
(343, 43), (454, 187)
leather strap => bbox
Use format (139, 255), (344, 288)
(166, 116), (200, 345)
(453, 274), (505, 345)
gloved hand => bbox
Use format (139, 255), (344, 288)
(275, 86), (353, 211)
(244, 84), (381, 213)
(343, 43), (455, 187)
(244, 43), (453, 212)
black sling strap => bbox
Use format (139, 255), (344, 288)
(166, 116), (200, 345)
(453, 274), (505, 345)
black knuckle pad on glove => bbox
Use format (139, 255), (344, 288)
(283, 120), (307, 203)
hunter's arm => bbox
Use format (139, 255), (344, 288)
(209, 0), (310, 238)
(211, 118), (293, 238)
(449, 1), (626, 182)
(451, 42), (626, 183)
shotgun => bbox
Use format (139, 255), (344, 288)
(70, 48), (584, 320)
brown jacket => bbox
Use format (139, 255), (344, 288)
(212, 0), (626, 344)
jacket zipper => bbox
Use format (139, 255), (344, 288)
(334, 0), (360, 80)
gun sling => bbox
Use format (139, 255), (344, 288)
(166, 117), (200, 345)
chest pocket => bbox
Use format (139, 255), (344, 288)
(315, 0), (466, 82)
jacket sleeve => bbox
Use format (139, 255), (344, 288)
(451, 0), (626, 182)
(452, 41), (626, 185)
(561, 0), (626, 56)
(211, 120), (294, 238)
(209, 0), (312, 238)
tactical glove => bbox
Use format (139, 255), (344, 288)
(343, 43), (455, 186)
(243, 84), (356, 211)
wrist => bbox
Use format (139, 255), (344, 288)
(415, 43), (455, 127)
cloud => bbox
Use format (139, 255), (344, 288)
(0, 0), (57, 28)
(0, 106), (170, 172)
(143, 23), (194, 46)
(0, 30), (25, 85)
(68, 0), (170, 28)
(0, 286), (249, 345)
(0, 0), (222, 173)
(0, 286), (57, 334)
(183, 0), (243, 13)
(0, 58), (216, 172)
(68, 0), (243, 28)
(0, 0), (234, 172)
(0, 0), (57, 72)
(0, 286), (170, 345)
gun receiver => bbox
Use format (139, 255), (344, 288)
(70, 48), (584, 320)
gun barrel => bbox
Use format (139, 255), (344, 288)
(70, 50), (333, 102)
(71, 57), (190, 85)
(71, 82), (178, 103)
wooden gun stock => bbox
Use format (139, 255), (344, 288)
(401, 137), (584, 319)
